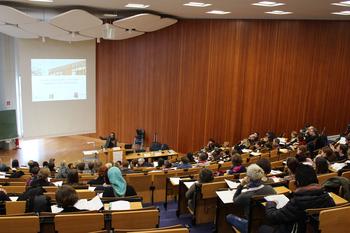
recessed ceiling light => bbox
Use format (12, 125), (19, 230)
(265, 10), (292, 14)
(252, 1), (285, 7)
(206, 10), (231, 15)
(184, 2), (212, 7)
(29, 0), (54, 2)
(104, 13), (118, 17)
(332, 10), (350, 15)
(125, 3), (150, 9)
(331, 1), (350, 7)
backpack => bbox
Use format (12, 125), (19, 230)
(323, 176), (350, 201)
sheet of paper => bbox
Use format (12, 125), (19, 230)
(109, 200), (131, 211)
(51, 205), (63, 213)
(184, 181), (196, 189)
(9, 196), (18, 202)
(339, 137), (347, 145)
(74, 199), (89, 210)
(88, 186), (96, 191)
(272, 177), (282, 183)
(242, 149), (252, 153)
(330, 163), (347, 171)
(83, 150), (99, 155)
(251, 152), (261, 156)
(279, 149), (289, 154)
(225, 179), (240, 189)
(47, 177), (51, 182)
(112, 147), (121, 151)
(170, 177), (181, 186)
(216, 190), (236, 204)
(168, 150), (176, 154)
(153, 161), (159, 167)
(0, 175), (5, 178)
(98, 193), (103, 198)
(264, 194), (289, 209)
(87, 195), (103, 211)
(53, 181), (63, 187)
(270, 170), (283, 175)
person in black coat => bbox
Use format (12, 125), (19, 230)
(100, 132), (117, 148)
(260, 164), (335, 233)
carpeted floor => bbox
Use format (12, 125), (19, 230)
(150, 201), (214, 233)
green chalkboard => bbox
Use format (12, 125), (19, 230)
(0, 110), (18, 140)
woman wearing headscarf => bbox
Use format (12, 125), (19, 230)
(102, 167), (136, 197)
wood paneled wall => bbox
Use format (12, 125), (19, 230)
(96, 20), (350, 153)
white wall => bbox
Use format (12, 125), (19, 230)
(17, 38), (96, 139)
(0, 33), (17, 111)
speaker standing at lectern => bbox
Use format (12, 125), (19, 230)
(100, 132), (117, 148)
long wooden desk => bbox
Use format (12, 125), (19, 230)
(125, 150), (178, 162)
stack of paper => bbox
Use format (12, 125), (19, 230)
(169, 177), (181, 186)
(184, 181), (196, 189)
(74, 196), (104, 211)
(216, 190), (236, 204)
(330, 163), (347, 171)
(225, 179), (240, 189)
(242, 149), (252, 153)
(51, 205), (64, 213)
(251, 152), (261, 156)
(88, 186), (96, 192)
(264, 194), (289, 209)
(9, 196), (18, 202)
(109, 200), (131, 211)
(270, 170), (283, 175)
(53, 181), (63, 187)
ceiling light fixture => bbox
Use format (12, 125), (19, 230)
(332, 10), (350, 15)
(102, 23), (116, 39)
(331, 1), (350, 7)
(29, 0), (54, 2)
(206, 10), (231, 15)
(252, 1), (285, 7)
(184, 2), (212, 7)
(125, 3), (150, 9)
(41, 36), (46, 43)
(97, 38), (101, 43)
(265, 10), (292, 14)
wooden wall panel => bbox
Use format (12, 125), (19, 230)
(96, 20), (350, 153)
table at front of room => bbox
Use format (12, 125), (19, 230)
(125, 150), (179, 162)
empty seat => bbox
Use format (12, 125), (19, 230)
(0, 215), (40, 233)
(54, 213), (105, 233)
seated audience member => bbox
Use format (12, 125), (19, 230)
(256, 158), (277, 184)
(67, 163), (74, 169)
(207, 138), (219, 151)
(76, 162), (86, 173)
(186, 152), (196, 163)
(177, 156), (192, 169)
(196, 152), (210, 167)
(88, 162), (96, 174)
(334, 144), (348, 162)
(137, 158), (152, 167)
(48, 159), (56, 176)
(164, 160), (173, 169)
(27, 166), (40, 186)
(261, 164), (335, 233)
(226, 164), (276, 233)
(119, 161), (134, 174)
(296, 145), (313, 166)
(0, 159), (9, 172)
(88, 166), (108, 185)
(42, 161), (49, 168)
(65, 169), (80, 186)
(56, 185), (85, 212)
(317, 146), (337, 163)
(315, 157), (330, 175)
(0, 188), (10, 202)
(284, 157), (300, 181)
(56, 161), (69, 179)
(11, 159), (19, 170)
(102, 167), (136, 197)
(30, 168), (53, 187)
(156, 158), (165, 169)
(185, 168), (214, 211)
(227, 154), (246, 175)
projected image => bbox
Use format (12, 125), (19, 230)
(31, 59), (87, 102)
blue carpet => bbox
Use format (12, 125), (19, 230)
(149, 201), (214, 233)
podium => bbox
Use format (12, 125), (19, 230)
(82, 147), (124, 164)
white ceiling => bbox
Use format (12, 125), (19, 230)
(6, 0), (350, 20)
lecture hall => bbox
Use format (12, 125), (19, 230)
(0, 1), (349, 233)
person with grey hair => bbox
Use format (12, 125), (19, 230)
(226, 164), (276, 233)
(56, 161), (69, 178)
(137, 157), (152, 167)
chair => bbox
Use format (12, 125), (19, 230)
(0, 215), (40, 233)
(341, 171), (350, 180)
(288, 180), (297, 192)
(76, 190), (97, 199)
(317, 173), (337, 185)
(111, 208), (159, 230)
(151, 172), (167, 202)
(206, 163), (219, 171)
(43, 186), (58, 192)
(248, 156), (259, 164)
(319, 205), (350, 233)
(8, 182), (26, 186)
(2, 186), (26, 194)
(115, 224), (184, 233)
(126, 173), (153, 203)
(271, 160), (284, 169)
(260, 153), (270, 159)
(5, 201), (26, 215)
(54, 213), (105, 233)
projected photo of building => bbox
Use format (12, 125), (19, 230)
(48, 60), (86, 76)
